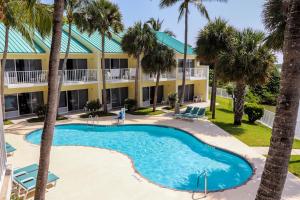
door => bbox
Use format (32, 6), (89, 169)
(67, 90), (79, 111)
(110, 87), (128, 108)
(18, 92), (44, 115)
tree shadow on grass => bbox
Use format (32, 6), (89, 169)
(213, 121), (247, 136)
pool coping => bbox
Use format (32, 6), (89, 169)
(23, 122), (256, 194)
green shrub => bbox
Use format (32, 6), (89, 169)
(34, 105), (47, 118)
(85, 99), (101, 113)
(244, 103), (264, 123)
(245, 90), (260, 103)
(168, 93), (177, 108)
(124, 98), (137, 112)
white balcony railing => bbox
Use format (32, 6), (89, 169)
(104, 68), (136, 82)
(178, 67), (208, 80)
(4, 69), (98, 86)
(143, 72), (176, 81)
(63, 69), (98, 83)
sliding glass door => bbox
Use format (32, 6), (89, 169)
(178, 84), (194, 102)
(18, 92), (44, 115)
(67, 89), (88, 111)
(106, 87), (128, 108)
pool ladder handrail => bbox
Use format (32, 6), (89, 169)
(196, 170), (208, 198)
(87, 115), (98, 125)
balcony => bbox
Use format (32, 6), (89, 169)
(4, 69), (98, 88)
(143, 72), (176, 82)
(178, 67), (208, 80)
(104, 68), (136, 82)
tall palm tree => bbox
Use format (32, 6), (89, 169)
(34, 0), (64, 199)
(0, 0), (52, 115)
(141, 43), (176, 111)
(74, 0), (123, 113)
(121, 22), (156, 106)
(256, 1), (300, 199)
(263, 0), (287, 51)
(217, 29), (275, 125)
(56, 0), (86, 110)
(159, 0), (226, 104)
(194, 18), (235, 119)
(147, 17), (176, 37)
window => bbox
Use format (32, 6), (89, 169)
(63, 59), (88, 70)
(143, 87), (150, 102)
(178, 84), (194, 102)
(5, 95), (18, 112)
(178, 59), (195, 68)
(4, 60), (15, 72)
(105, 59), (128, 69)
(59, 91), (67, 108)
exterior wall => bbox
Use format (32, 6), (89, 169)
(3, 49), (209, 118)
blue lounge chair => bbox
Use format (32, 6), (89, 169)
(13, 164), (59, 199)
(181, 107), (200, 118)
(5, 142), (16, 155)
(184, 108), (206, 120)
(14, 164), (39, 177)
(174, 106), (193, 118)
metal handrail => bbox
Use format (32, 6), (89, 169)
(196, 170), (208, 197)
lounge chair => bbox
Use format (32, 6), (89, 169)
(14, 164), (39, 178)
(5, 142), (16, 155)
(174, 106), (193, 118)
(184, 108), (206, 120)
(179, 107), (200, 119)
(13, 164), (59, 199)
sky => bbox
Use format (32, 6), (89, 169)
(42, 0), (283, 63)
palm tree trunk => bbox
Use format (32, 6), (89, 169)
(233, 80), (246, 125)
(256, 1), (300, 199)
(211, 66), (217, 119)
(34, 0), (64, 199)
(153, 72), (160, 112)
(134, 55), (140, 107)
(101, 33), (108, 113)
(57, 23), (72, 112)
(0, 26), (9, 117)
(178, 5), (188, 104)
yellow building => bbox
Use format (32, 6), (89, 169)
(0, 24), (209, 119)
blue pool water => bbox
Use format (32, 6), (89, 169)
(26, 124), (253, 192)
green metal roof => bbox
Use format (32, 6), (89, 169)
(156, 31), (195, 55)
(70, 25), (123, 53)
(0, 23), (45, 54)
(36, 28), (92, 54)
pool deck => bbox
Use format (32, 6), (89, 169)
(4, 112), (300, 200)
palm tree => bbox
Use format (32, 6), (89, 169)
(263, 0), (287, 51)
(147, 17), (176, 37)
(34, 0), (64, 199)
(56, 0), (86, 110)
(0, 0), (52, 115)
(74, 0), (123, 113)
(194, 18), (235, 119)
(141, 43), (176, 111)
(217, 29), (275, 125)
(159, 0), (226, 104)
(121, 22), (156, 106)
(256, 1), (300, 199)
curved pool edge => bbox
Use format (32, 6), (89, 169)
(24, 123), (256, 193)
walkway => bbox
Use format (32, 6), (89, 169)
(4, 112), (300, 200)
(252, 147), (300, 155)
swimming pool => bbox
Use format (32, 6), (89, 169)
(26, 124), (253, 192)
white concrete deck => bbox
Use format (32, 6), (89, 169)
(4, 112), (300, 200)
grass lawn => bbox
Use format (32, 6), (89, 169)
(129, 108), (165, 116)
(80, 111), (116, 118)
(262, 104), (276, 112)
(27, 116), (68, 123)
(207, 96), (300, 149)
(4, 119), (13, 125)
(289, 155), (300, 178)
(162, 105), (186, 111)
